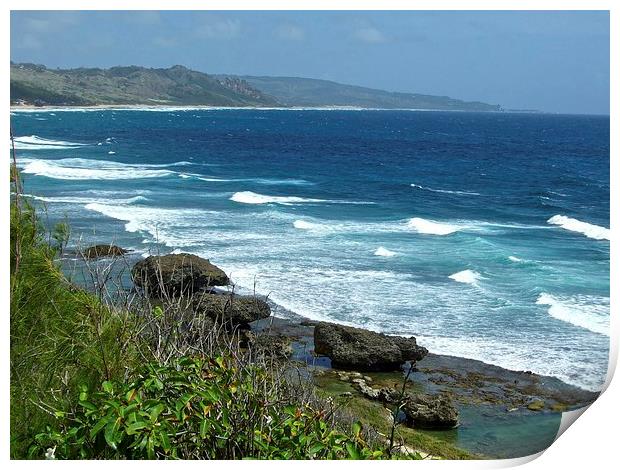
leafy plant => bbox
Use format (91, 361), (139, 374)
(29, 356), (387, 460)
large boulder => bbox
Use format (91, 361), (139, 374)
(83, 244), (128, 259)
(193, 292), (271, 328)
(313, 322), (428, 371)
(401, 393), (459, 429)
(132, 253), (229, 297)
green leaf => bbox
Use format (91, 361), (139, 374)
(352, 421), (362, 436)
(308, 443), (325, 456)
(104, 420), (119, 450)
(78, 400), (97, 412)
(126, 421), (148, 435)
(102, 381), (114, 394)
(345, 442), (360, 460)
(200, 419), (209, 439)
(90, 417), (109, 439)
(146, 435), (155, 459)
(149, 404), (165, 422)
(159, 430), (171, 453)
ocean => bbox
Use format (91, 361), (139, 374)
(10, 108), (610, 392)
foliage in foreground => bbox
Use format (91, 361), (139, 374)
(29, 356), (386, 460)
(10, 198), (141, 458)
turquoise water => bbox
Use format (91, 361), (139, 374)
(11, 108), (610, 392)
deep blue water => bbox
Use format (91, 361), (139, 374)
(10, 108), (610, 391)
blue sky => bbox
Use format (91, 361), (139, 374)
(10, 10), (610, 114)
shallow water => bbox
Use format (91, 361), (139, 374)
(11, 108), (610, 391)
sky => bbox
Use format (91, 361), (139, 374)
(10, 10), (610, 114)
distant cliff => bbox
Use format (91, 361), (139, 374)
(11, 63), (502, 111)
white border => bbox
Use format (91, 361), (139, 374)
(3, 2), (616, 468)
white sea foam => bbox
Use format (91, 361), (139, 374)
(374, 247), (397, 257)
(108, 151), (116, 155)
(25, 194), (148, 205)
(84, 203), (216, 247)
(536, 293), (610, 336)
(547, 215), (610, 240)
(18, 157), (180, 180)
(508, 255), (523, 262)
(406, 217), (460, 235)
(230, 191), (371, 206)
(448, 269), (481, 285)
(411, 183), (480, 196)
(11, 134), (89, 150)
(293, 220), (321, 230)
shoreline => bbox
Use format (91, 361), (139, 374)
(62, 249), (603, 399)
(10, 103), (509, 113)
(251, 306), (599, 403)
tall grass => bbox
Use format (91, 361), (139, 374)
(9, 179), (142, 457)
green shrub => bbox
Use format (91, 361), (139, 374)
(29, 356), (386, 460)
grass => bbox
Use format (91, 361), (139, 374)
(9, 197), (143, 457)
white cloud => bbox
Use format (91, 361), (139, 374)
(353, 26), (387, 44)
(276, 23), (305, 41)
(195, 18), (241, 40)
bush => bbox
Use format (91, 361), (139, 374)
(29, 356), (386, 460)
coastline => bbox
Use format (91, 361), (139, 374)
(10, 104), (504, 113)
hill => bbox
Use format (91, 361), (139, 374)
(10, 63), (279, 107)
(241, 76), (502, 111)
(11, 63), (502, 111)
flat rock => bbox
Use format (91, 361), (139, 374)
(193, 292), (271, 328)
(313, 322), (428, 371)
(83, 244), (128, 259)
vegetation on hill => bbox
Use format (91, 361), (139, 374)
(242, 76), (502, 111)
(10, 63), (279, 107)
(11, 62), (502, 111)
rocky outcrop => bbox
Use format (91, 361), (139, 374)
(132, 253), (228, 297)
(241, 331), (293, 358)
(83, 244), (128, 259)
(400, 393), (459, 429)
(313, 322), (428, 371)
(193, 292), (271, 328)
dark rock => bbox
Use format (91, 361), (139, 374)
(401, 393), (459, 429)
(193, 292), (270, 328)
(313, 322), (428, 371)
(242, 332), (293, 358)
(132, 253), (228, 297)
(83, 244), (128, 259)
(377, 387), (401, 404)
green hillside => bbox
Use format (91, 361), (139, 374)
(242, 76), (502, 111)
(11, 63), (502, 111)
(10, 63), (279, 107)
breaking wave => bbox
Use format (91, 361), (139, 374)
(17, 158), (188, 180)
(374, 246), (397, 257)
(11, 135), (89, 150)
(547, 215), (610, 241)
(406, 217), (461, 235)
(536, 293), (609, 336)
(449, 269), (482, 285)
(230, 191), (372, 206)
